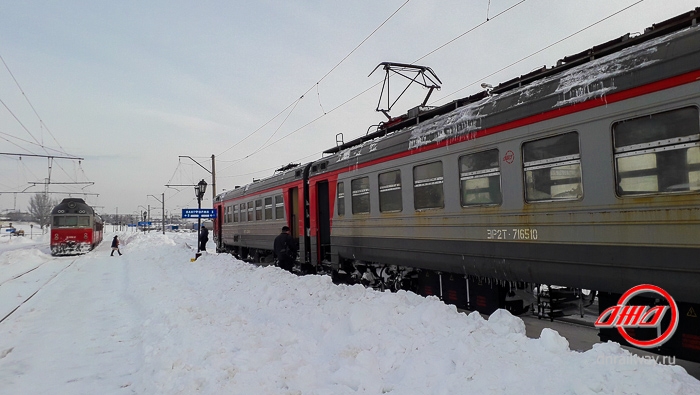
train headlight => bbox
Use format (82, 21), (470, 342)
(84, 233), (88, 240)
(54, 234), (58, 240)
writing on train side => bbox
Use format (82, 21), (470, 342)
(486, 228), (538, 240)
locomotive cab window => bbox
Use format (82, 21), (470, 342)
(414, 161), (444, 210)
(337, 182), (345, 216)
(78, 216), (90, 227)
(275, 195), (284, 219)
(54, 216), (79, 227)
(523, 132), (582, 202)
(351, 177), (370, 214)
(379, 170), (402, 212)
(459, 149), (502, 206)
(613, 107), (700, 196)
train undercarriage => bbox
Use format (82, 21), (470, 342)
(50, 241), (94, 256)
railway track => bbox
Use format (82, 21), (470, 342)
(0, 258), (77, 324)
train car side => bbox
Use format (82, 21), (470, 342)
(215, 164), (310, 262)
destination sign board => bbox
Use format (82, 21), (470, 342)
(182, 208), (217, 219)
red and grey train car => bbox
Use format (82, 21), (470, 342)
(50, 198), (103, 255)
(214, 164), (308, 263)
(215, 10), (700, 361)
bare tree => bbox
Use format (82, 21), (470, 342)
(27, 193), (56, 229)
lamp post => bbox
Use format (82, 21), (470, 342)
(195, 179), (207, 259)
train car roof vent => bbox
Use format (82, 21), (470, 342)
(320, 162), (327, 170)
(295, 169), (302, 177)
(407, 105), (436, 119)
(275, 163), (300, 173)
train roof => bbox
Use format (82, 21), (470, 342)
(323, 7), (700, 157)
(51, 198), (96, 216)
(215, 163), (310, 202)
(305, 7), (700, 175)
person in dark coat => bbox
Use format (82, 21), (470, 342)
(111, 236), (122, 256)
(199, 225), (209, 251)
(273, 226), (296, 272)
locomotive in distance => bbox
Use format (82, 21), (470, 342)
(50, 198), (103, 256)
(213, 9), (700, 362)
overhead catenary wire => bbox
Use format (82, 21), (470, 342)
(0, 53), (95, 204)
(0, 54), (72, 157)
(218, 0), (527, 171)
(431, 0), (647, 105)
(225, 0), (647, 170)
(215, 0), (412, 159)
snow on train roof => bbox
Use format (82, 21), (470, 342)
(405, 24), (695, 150)
(330, 21), (700, 162)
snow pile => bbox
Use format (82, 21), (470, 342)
(0, 232), (698, 394)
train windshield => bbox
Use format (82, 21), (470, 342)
(53, 216), (90, 227)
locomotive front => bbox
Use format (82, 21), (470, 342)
(50, 198), (101, 255)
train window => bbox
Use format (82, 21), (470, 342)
(413, 162), (444, 210)
(351, 177), (370, 214)
(337, 182), (345, 216)
(275, 195), (284, 219)
(78, 216), (90, 226)
(459, 149), (502, 206)
(379, 170), (402, 212)
(240, 204), (246, 222)
(523, 132), (582, 202)
(247, 201), (254, 221)
(233, 205), (239, 223)
(255, 199), (263, 221)
(264, 197), (273, 220)
(613, 107), (700, 196)
(54, 216), (78, 227)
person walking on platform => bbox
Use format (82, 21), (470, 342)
(111, 235), (122, 256)
(273, 226), (296, 272)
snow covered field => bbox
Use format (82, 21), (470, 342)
(0, 225), (699, 394)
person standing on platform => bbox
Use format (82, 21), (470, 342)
(273, 226), (296, 272)
(199, 225), (209, 252)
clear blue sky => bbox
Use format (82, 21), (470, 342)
(0, 0), (697, 219)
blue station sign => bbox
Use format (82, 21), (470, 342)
(137, 221), (152, 226)
(182, 208), (217, 219)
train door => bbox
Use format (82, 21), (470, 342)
(216, 205), (223, 251)
(316, 181), (331, 263)
(288, 187), (299, 239)
(288, 187), (302, 263)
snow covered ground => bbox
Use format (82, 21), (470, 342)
(0, 225), (699, 394)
